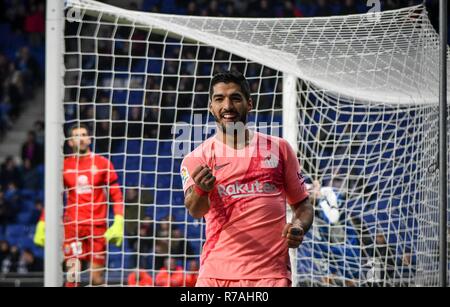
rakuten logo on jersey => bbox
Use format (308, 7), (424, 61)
(218, 181), (279, 198)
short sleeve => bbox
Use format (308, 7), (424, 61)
(282, 140), (309, 206)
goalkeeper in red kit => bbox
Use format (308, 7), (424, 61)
(34, 123), (124, 286)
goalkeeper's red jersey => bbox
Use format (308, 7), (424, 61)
(63, 153), (124, 226)
(181, 132), (309, 281)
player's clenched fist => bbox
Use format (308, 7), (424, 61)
(191, 165), (216, 193)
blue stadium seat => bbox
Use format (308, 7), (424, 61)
(125, 172), (140, 187)
(172, 207), (186, 221)
(144, 206), (155, 218)
(187, 224), (201, 238)
(17, 236), (35, 250)
(189, 241), (202, 255)
(179, 113), (192, 123)
(16, 211), (33, 225)
(20, 189), (35, 201)
(32, 245), (44, 259)
(125, 156), (140, 171)
(158, 142), (173, 156)
(112, 90), (128, 104)
(155, 206), (170, 220)
(107, 253), (123, 269)
(0, 24), (11, 41)
(111, 155), (125, 170)
(147, 59), (163, 74)
(141, 173), (155, 187)
(161, 0), (176, 13)
(6, 224), (29, 239)
(131, 59), (146, 73)
(157, 158), (172, 172)
(155, 190), (170, 204)
(172, 159), (182, 173)
(31, 46), (45, 72)
(172, 192), (184, 207)
(20, 200), (35, 213)
(172, 176), (182, 190)
(129, 91), (144, 105)
(126, 140), (142, 154)
(142, 157), (156, 172)
(156, 175), (171, 189)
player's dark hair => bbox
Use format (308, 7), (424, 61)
(68, 123), (90, 137)
(209, 71), (251, 101)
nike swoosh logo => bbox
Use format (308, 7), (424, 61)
(214, 163), (231, 171)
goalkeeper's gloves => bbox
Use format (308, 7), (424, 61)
(34, 221), (46, 247)
(104, 215), (124, 247)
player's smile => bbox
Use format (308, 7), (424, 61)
(210, 82), (253, 129)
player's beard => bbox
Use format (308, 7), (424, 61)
(74, 145), (90, 156)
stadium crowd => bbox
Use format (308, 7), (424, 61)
(0, 0), (45, 280)
(0, 0), (447, 286)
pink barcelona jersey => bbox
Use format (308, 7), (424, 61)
(181, 131), (309, 280)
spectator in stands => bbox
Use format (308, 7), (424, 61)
(0, 1), (5, 22)
(385, 0), (401, 11)
(143, 107), (159, 139)
(341, 0), (358, 15)
(154, 218), (171, 270)
(1, 245), (20, 273)
(18, 248), (43, 273)
(23, 3), (45, 47)
(20, 158), (40, 191)
(185, 259), (199, 287)
(128, 269), (153, 287)
(186, 2), (198, 16)
(6, 1), (26, 34)
(0, 157), (22, 189)
(155, 257), (184, 287)
(30, 199), (44, 227)
(134, 216), (155, 269)
(314, 0), (333, 16)
(124, 188), (144, 238)
(279, 0), (302, 17)
(127, 205), (154, 268)
(0, 190), (8, 232)
(170, 228), (195, 264)
(0, 53), (9, 91)
(127, 106), (144, 138)
(251, 0), (271, 17)
(3, 182), (20, 222)
(5, 62), (25, 120)
(111, 109), (126, 151)
(95, 95), (110, 120)
(22, 131), (44, 168)
(33, 120), (45, 147)
(94, 121), (110, 154)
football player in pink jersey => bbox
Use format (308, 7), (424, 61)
(181, 71), (314, 287)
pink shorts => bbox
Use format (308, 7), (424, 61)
(196, 278), (291, 287)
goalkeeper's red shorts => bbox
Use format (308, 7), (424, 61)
(195, 278), (291, 287)
(63, 224), (107, 266)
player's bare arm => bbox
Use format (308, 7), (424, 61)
(184, 165), (216, 219)
(282, 196), (314, 249)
